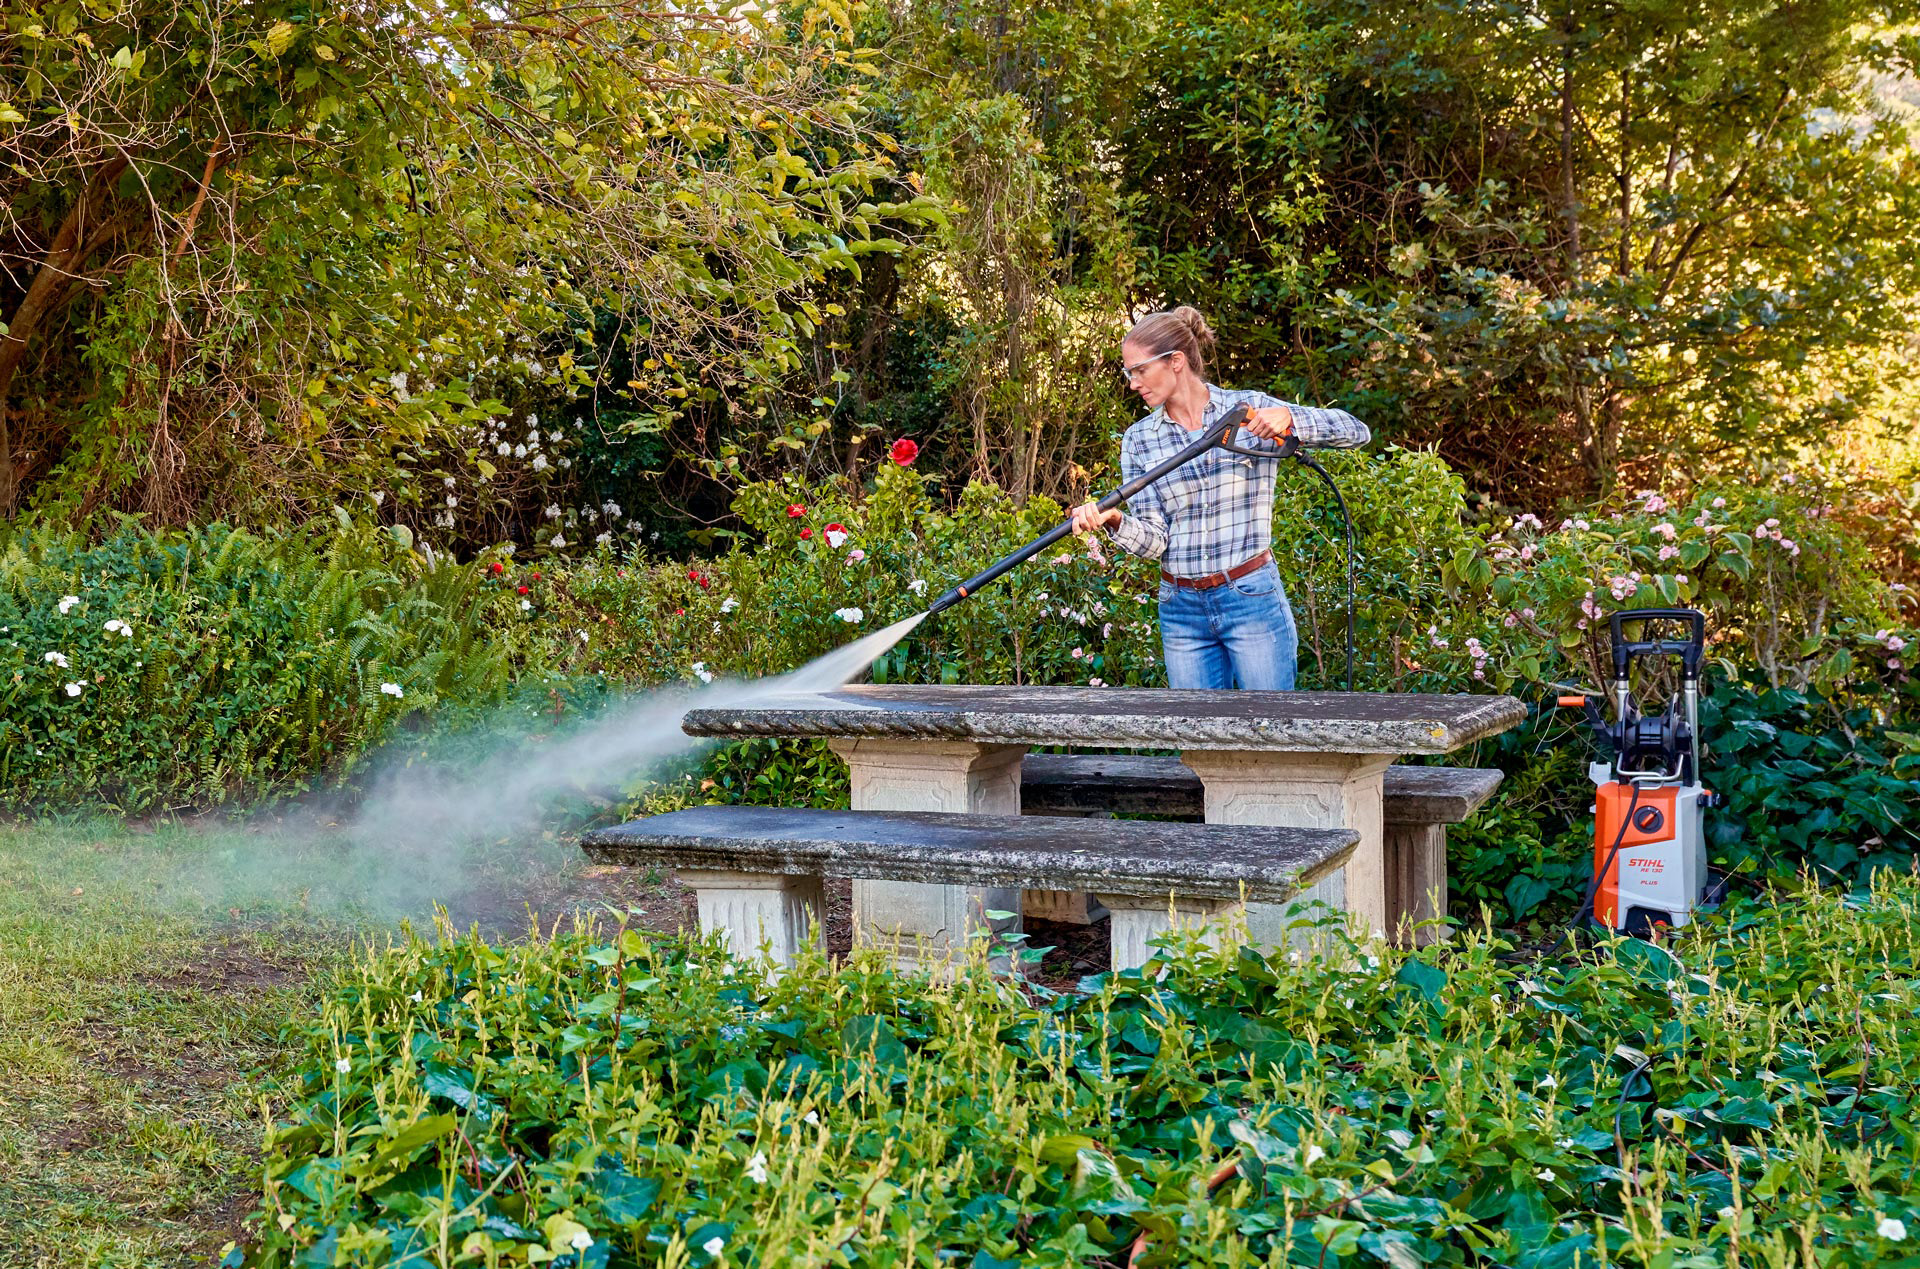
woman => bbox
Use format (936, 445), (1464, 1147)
(1071, 306), (1370, 690)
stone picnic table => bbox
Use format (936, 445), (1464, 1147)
(681, 685), (1526, 962)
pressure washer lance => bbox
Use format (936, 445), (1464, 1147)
(925, 403), (1360, 689)
(1553, 608), (1727, 940)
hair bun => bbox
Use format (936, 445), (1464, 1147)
(1172, 305), (1216, 351)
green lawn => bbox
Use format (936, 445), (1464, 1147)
(0, 817), (669, 1268)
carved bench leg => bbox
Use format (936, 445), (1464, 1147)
(678, 869), (824, 970)
(830, 739), (1025, 972)
(1384, 823), (1449, 948)
(1095, 893), (1246, 973)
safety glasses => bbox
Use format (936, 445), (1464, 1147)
(1119, 349), (1175, 384)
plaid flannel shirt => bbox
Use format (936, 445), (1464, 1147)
(1108, 384), (1371, 578)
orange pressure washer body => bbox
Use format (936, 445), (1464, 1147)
(1558, 609), (1720, 938)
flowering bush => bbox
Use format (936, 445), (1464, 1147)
(0, 523), (510, 812)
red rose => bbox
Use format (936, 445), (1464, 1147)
(673, 607), (684, 615)
(799, 527), (813, 540)
(488, 561), (504, 575)
(516, 585), (529, 595)
(687, 568), (700, 582)
(890, 437), (919, 466)
(787, 504), (807, 518)
(531, 571), (541, 581)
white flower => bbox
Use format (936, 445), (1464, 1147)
(824, 528), (848, 549)
(58, 595), (80, 614)
(1881, 1218), (1909, 1241)
(408, 991), (423, 1003)
(445, 495), (458, 509)
(550, 534), (566, 547)
(703, 1236), (725, 1256)
(908, 578), (927, 595)
(569, 1231), (594, 1252)
(532, 455), (550, 472)
(803, 1111), (819, 1125)
(380, 682), (404, 699)
(519, 599), (533, 612)
(721, 598), (739, 613)
(1535, 1167), (1556, 1182)
(833, 607), (864, 623)
(595, 532), (612, 546)
(513, 443), (528, 458)
(497, 441), (512, 456)
(746, 1151), (769, 1183)
(691, 662), (713, 683)
(443, 475), (457, 488)
(602, 501), (622, 518)
(44, 651), (69, 668)
(1302, 1144), (1326, 1166)
(372, 490), (386, 505)
(545, 504), (562, 519)
(389, 371), (409, 396)
(335, 1057), (351, 1073)
(578, 630), (590, 644)
(64, 681), (86, 697)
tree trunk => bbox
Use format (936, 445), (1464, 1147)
(0, 157), (131, 512)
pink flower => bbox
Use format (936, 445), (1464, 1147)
(1886, 636), (1907, 652)
(1652, 523), (1677, 540)
(1659, 545), (1679, 560)
(1711, 497), (1726, 508)
(1504, 614), (1518, 627)
(848, 548), (866, 562)
(1088, 677), (1105, 687)
(1070, 647), (1084, 659)
(1473, 669), (1486, 680)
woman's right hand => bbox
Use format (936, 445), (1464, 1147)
(1071, 502), (1123, 535)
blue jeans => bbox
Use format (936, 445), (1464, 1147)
(1159, 559), (1299, 690)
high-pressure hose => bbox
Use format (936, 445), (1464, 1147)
(926, 404), (1359, 691)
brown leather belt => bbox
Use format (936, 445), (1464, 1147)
(1161, 548), (1273, 591)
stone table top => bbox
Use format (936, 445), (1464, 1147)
(681, 685), (1526, 755)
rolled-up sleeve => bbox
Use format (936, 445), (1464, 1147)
(1287, 404), (1371, 449)
(1107, 430), (1169, 562)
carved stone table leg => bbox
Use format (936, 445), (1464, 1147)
(678, 868), (825, 971)
(1178, 750), (1393, 951)
(828, 739), (1026, 972)
(1385, 822), (1448, 947)
(1095, 893), (1246, 973)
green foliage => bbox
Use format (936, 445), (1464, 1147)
(0, 521), (509, 812)
(254, 880), (1920, 1265)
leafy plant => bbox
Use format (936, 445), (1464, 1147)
(252, 877), (1920, 1266)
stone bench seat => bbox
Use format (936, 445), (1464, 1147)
(582, 805), (1358, 973)
(1019, 756), (1503, 944)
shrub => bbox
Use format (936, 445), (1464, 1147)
(252, 879), (1920, 1266)
(0, 521), (510, 812)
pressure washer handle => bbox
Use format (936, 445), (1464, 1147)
(927, 404), (1254, 615)
(1609, 608), (1706, 679)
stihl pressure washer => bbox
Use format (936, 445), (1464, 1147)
(1558, 608), (1724, 937)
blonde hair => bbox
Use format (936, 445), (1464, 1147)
(1125, 306), (1217, 380)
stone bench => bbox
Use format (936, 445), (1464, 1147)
(1019, 756), (1503, 945)
(581, 805), (1358, 974)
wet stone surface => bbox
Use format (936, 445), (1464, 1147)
(582, 805), (1359, 903)
(681, 685), (1526, 754)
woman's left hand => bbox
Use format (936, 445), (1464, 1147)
(1242, 405), (1295, 441)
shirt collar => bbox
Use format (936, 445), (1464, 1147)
(1150, 383), (1223, 429)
